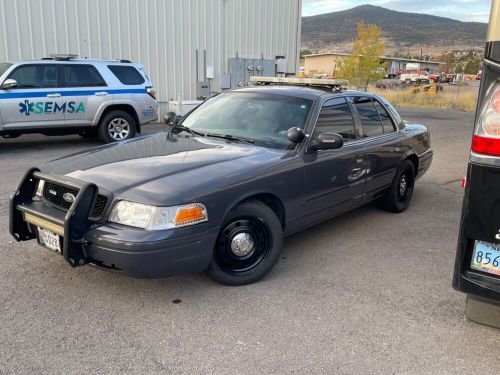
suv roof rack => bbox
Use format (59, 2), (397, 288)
(249, 76), (349, 92)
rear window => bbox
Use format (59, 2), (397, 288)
(353, 97), (384, 138)
(61, 64), (106, 87)
(108, 65), (145, 85)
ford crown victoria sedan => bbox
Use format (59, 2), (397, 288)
(10, 84), (432, 285)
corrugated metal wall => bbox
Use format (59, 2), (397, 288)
(0, 0), (302, 114)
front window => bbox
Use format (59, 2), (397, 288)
(181, 92), (313, 149)
(7, 64), (57, 88)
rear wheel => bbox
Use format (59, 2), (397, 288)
(379, 160), (416, 213)
(206, 200), (283, 285)
(98, 110), (137, 143)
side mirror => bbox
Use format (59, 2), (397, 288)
(287, 127), (305, 143)
(1, 79), (17, 89)
(163, 112), (176, 125)
(312, 133), (343, 151)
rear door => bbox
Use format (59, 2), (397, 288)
(0, 64), (64, 129)
(60, 64), (108, 127)
(303, 97), (367, 224)
(351, 96), (403, 200)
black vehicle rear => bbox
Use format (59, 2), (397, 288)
(453, 0), (500, 301)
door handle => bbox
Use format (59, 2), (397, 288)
(94, 92), (108, 96)
(46, 93), (61, 98)
(351, 167), (362, 173)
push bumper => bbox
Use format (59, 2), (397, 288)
(10, 168), (218, 278)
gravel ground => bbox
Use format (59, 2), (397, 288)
(1, 109), (498, 375)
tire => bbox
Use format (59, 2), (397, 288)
(405, 78), (411, 84)
(379, 160), (416, 213)
(206, 200), (283, 285)
(98, 110), (137, 143)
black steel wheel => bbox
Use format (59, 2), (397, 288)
(206, 200), (283, 285)
(379, 159), (416, 213)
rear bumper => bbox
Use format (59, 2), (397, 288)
(453, 162), (500, 301)
(10, 169), (218, 278)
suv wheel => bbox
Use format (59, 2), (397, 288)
(379, 159), (416, 213)
(98, 110), (137, 143)
(206, 200), (283, 285)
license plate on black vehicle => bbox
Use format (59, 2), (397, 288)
(471, 241), (500, 276)
(37, 227), (62, 253)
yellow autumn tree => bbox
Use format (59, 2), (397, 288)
(338, 22), (386, 90)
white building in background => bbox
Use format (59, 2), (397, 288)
(0, 0), (302, 115)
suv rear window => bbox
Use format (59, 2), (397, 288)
(61, 64), (106, 87)
(108, 65), (145, 85)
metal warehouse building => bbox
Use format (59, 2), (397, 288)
(0, 0), (302, 115)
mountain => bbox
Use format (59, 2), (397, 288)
(301, 5), (488, 54)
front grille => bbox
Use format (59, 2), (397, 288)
(90, 195), (108, 219)
(43, 182), (78, 210)
(42, 181), (108, 219)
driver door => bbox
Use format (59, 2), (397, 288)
(0, 64), (65, 129)
(302, 97), (367, 225)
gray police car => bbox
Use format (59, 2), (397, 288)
(10, 79), (432, 285)
(0, 55), (157, 142)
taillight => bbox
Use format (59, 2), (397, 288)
(146, 86), (156, 100)
(471, 84), (500, 156)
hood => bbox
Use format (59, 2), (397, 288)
(41, 132), (286, 202)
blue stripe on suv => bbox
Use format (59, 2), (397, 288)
(0, 88), (145, 99)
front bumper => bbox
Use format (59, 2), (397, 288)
(10, 169), (217, 278)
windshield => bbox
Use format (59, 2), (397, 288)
(0, 63), (12, 77)
(181, 92), (313, 149)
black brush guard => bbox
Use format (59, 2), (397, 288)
(9, 168), (98, 267)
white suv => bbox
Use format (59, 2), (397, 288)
(0, 56), (158, 142)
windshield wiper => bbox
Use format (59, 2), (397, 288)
(204, 132), (255, 144)
(170, 123), (206, 137)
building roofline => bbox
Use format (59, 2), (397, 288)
(303, 52), (445, 65)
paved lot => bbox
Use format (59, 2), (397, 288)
(0, 109), (498, 374)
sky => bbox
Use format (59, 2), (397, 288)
(302, 0), (492, 23)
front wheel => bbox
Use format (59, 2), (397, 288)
(206, 200), (283, 285)
(379, 160), (416, 213)
(98, 110), (137, 143)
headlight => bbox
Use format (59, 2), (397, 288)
(108, 201), (208, 230)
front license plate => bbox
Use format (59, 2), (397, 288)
(471, 241), (500, 276)
(37, 227), (62, 253)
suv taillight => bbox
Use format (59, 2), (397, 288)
(146, 86), (156, 100)
(471, 85), (500, 156)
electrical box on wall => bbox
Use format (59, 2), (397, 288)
(220, 73), (231, 89)
(228, 57), (276, 89)
(206, 66), (215, 79)
(196, 81), (210, 99)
